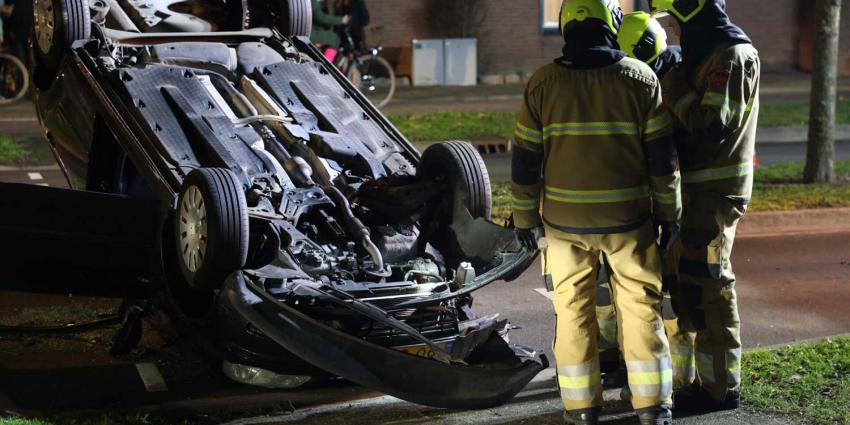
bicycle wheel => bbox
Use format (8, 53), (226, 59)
(0, 53), (29, 105)
(347, 54), (395, 108)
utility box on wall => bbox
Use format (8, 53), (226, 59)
(412, 39), (445, 86)
(412, 38), (477, 86)
(444, 38), (477, 86)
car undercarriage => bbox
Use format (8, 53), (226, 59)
(0, 0), (546, 409)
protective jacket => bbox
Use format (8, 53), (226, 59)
(511, 57), (681, 233)
(310, 0), (344, 48)
(663, 12), (759, 200)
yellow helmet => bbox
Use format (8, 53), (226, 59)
(617, 12), (667, 64)
(559, 0), (623, 35)
(651, 0), (706, 22)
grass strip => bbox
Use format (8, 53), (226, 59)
(388, 100), (850, 142)
(743, 337), (850, 425)
(0, 134), (24, 164)
(490, 161), (850, 223)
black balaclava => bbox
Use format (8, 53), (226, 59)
(675, 0), (751, 77)
(650, 45), (682, 79)
(557, 18), (625, 70)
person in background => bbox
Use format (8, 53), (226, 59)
(334, 0), (369, 51)
(310, 0), (349, 61)
(649, 0), (760, 413)
(511, 0), (680, 423)
(598, 10), (701, 395)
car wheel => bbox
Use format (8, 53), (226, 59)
(176, 168), (249, 290)
(243, 0), (312, 38)
(419, 141), (492, 220)
(32, 0), (91, 90)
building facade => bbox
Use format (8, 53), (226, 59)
(363, 0), (850, 79)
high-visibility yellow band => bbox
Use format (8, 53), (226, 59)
(545, 185), (650, 204)
(653, 190), (680, 205)
(682, 162), (753, 184)
(628, 369), (673, 386)
(543, 121), (640, 138)
(558, 374), (596, 389)
(511, 196), (539, 211)
(515, 122), (543, 144)
(645, 113), (673, 136)
(702, 91), (753, 118)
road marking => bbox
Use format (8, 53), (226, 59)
(37, 183), (49, 187)
(27, 172), (43, 180)
(136, 363), (168, 392)
(534, 288), (553, 300)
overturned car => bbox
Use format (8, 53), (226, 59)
(0, 0), (545, 408)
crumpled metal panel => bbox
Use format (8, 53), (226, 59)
(222, 272), (547, 409)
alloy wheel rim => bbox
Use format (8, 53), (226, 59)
(179, 185), (207, 273)
(33, 0), (56, 54)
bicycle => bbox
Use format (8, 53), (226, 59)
(0, 51), (27, 105)
(334, 26), (395, 109)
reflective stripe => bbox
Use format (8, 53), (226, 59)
(515, 122), (543, 144)
(653, 190), (680, 205)
(544, 121), (640, 138)
(702, 91), (753, 118)
(682, 162), (753, 184)
(696, 352), (716, 384)
(545, 185), (650, 204)
(598, 317), (618, 349)
(727, 349), (742, 384)
(645, 114), (673, 137)
(627, 359), (673, 398)
(511, 195), (539, 211)
(557, 362), (602, 401)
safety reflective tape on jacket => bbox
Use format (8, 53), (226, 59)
(644, 114), (674, 140)
(653, 189), (680, 205)
(544, 121), (640, 139)
(702, 91), (754, 119)
(545, 185), (650, 204)
(515, 122), (543, 145)
(682, 162), (753, 184)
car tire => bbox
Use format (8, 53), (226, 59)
(243, 0), (312, 38)
(419, 141), (492, 220)
(32, 0), (91, 90)
(175, 168), (249, 290)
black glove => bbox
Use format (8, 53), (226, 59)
(653, 220), (680, 252)
(516, 227), (541, 251)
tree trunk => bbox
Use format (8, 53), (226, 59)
(804, 0), (842, 183)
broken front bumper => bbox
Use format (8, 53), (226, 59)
(222, 271), (547, 409)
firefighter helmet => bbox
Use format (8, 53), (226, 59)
(651, 0), (706, 22)
(617, 12), (667, 64)
(560, 0), (624, 35)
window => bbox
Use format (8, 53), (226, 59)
(541, 0), (561, 32)
(541, 0), (637, 33)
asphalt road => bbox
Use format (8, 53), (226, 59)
(472, 230), (850, 363)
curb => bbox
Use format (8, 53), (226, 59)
(737, 207), (850, 237)
(757, 125), (850, 144)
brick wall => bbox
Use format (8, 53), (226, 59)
(363, 0), (850, 78)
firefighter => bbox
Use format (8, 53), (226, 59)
(616, 11), (696, 392)
(511, 1), (680, 423)
(649, 0), (760, 412)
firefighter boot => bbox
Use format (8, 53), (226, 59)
(563, 407), (601, 425)
(636, 404), (673, 425)
(674, 383), (741, 413)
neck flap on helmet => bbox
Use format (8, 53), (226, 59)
(557, 20), (625, 70)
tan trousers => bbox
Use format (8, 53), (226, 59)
(547, 223), (673, 411)
(676, 191), (745, 400)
